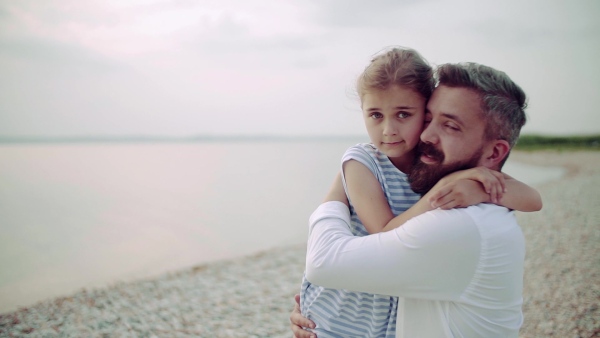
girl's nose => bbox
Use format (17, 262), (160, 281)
(383, 120), (398, 136)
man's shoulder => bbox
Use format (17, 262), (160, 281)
(412, 204), (516, 230)
(404, 207), (478, 234)
(452, 204), (520, 239)
(404, 204), (521, 245)
(463, 203), (515, 219)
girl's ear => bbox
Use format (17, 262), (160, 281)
(483, 140), (511, 170)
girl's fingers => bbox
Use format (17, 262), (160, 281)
(492, 171), (506, 193)
(490, 184), (498, 204)
(428, 186), (452, 208)
(438, 198), (457, 210)
(475, 173), (491, 194)
(494, 175), (505, 203)
(433, 187), (461, 209)
(487, 172), (505, 203)
(497, 184), (503, 204)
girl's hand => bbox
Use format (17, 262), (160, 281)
(437, 167), (506, 204)
(427, 179), (491, 210)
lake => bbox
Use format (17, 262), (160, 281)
(0, 140), (565, 313)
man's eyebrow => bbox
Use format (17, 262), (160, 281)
(441, 113), (465, 126)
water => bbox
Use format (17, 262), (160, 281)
(0, 141), (564, 313)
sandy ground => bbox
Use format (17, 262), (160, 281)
(0, 150), (598, 337)
(509, 151), (600, 337)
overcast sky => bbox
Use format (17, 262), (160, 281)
(1, 0), (598, 138)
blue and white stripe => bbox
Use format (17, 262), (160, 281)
(300, 143), (420, 337)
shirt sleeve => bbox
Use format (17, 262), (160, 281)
(305, 201), (481, 301)
(340, 144), (381, 197)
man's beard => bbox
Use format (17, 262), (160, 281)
(408, 142), (483, 196)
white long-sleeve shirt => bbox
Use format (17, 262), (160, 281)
(305, 201), (525, 338)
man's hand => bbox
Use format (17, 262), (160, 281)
(324, 172), (348, 206)
(292, 173), (344, 337)
(290, 294), (316, 338)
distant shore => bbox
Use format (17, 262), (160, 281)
(1, 133), (599, 150)
(1, 150), (598, 337)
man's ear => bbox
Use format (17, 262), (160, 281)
(482, 140), (511, 169)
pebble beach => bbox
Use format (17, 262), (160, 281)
(1, 150), (598, 338)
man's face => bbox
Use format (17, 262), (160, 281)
(409, 85), (489, 195)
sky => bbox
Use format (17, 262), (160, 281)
(0, 0), (599, 138)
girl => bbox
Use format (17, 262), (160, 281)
(298, 47), (541, 338)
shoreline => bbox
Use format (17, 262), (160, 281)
(1, 150), (598, 337)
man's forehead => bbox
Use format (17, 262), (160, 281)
(426, 86), (483, 118)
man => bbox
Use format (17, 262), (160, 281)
(291, 62), (530, 337)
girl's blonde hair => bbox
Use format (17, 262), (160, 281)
(357, 47), (434, 102)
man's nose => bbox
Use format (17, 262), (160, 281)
(420, 123), (438, 144)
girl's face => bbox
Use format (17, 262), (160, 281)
(361, 85), (426, 172)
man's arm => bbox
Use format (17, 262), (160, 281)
(305, 202), (480, 299)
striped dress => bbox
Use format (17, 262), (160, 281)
(300, 143), (421, 337)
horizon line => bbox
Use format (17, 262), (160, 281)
(0, 134), (370, 144)
(0, 133), (597, 144)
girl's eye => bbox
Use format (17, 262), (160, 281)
(397, 112), (410, 119)
(370, 112), (383, 119)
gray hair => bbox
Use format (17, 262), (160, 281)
(436, 63), (527, 166)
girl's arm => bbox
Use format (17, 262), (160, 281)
(343, 160), (501, 234)
(344, 160), (542, 234)
(427, 167), (543, 212)
(342, 159), (480, 234)
(381, 167), (543, 232)
(342, 159), (395, 234)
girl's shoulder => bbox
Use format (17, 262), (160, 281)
(343, 143), (379, 158)
(344, 143), (393, 166)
